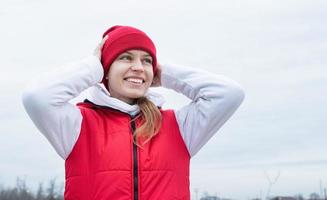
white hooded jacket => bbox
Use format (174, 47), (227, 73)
(22, 55), (245, 160)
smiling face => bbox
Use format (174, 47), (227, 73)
(106, 49), (154, 105)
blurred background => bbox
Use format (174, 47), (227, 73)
(0, 0), (326, 199)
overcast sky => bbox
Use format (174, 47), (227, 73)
(0, 0), (326, 199)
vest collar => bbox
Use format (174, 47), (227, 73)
(84, 83), (165, 116)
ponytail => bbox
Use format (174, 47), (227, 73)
(132, 97), (162, 146)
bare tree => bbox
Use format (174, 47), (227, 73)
(309, 192), (320, 200)
(263, 170), (281, 200)
(294, 193), (305, 200)
(46, 178), (57, 200)
(36, 182), (44, 200)
(0, 177), (64, 200)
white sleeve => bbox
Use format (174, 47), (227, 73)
(21, 55), (104, 160)
(161, 64), (245, 157)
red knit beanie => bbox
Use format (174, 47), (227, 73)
(100, 25), (157, 90)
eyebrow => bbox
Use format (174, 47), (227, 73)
(125, 51), (151, 57)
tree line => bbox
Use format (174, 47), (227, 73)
(0, 178), (63, 200)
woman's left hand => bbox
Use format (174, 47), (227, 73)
(151, 63), (162, 87)
(93, 35), (108, 60)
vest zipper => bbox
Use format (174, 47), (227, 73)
(130, 119), (139, 200)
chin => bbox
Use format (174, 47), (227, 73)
(127, 93), (146, 99)
(119, 91), (143, 100)
(124, 88), (148, 98)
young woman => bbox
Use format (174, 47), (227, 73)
(22, 25), (245, 200)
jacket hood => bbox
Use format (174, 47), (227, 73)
(84, 83), (165, 116)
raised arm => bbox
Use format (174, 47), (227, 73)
(161, 64), (245, 157)
(21, 55), (103, 159)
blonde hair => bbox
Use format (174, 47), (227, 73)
(132, 96), (162, 146)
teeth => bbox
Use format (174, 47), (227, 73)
(126, 78), (143, 84)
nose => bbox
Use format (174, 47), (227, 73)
(130, 59), (144, 72)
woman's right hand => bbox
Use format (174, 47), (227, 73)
(93, 35), (108, 60)
(151, 63), (162, 87)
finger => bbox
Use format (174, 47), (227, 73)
(101, 35), (109, 44)
(97, 35), (108, 50)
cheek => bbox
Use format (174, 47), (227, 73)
(107, 72), (119, 89)
(108, 74), (120, 87)
(149, 74), (154, 82)
(147, 69), (154, 81)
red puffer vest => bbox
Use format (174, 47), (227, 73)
(64, 101), (191, 200)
